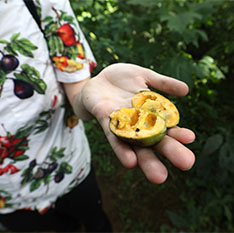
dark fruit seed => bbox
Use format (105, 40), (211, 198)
(13, 80), (34, 99)
(54, 172), (64, 183)
(48, 162), (58, 173)
(29, 159), (37, 168)
(0, 55), (19, 73)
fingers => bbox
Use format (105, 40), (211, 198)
(134, 146), (168, 184)
(166, 126), (196, 144)
(133, 128), (195, 184)
(155, 135), (196, 171)
(100, 116), (195, 183)
(144, 68), (189, 97)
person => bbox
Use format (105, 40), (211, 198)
(0, 0), (195, 232)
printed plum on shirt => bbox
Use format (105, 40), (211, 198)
(0, 34), (47, 99)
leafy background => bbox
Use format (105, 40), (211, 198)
(69, 0), (234, 232)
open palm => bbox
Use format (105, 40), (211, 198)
(81, 63), (195, 184)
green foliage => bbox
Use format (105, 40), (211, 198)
(71, 0), (234, 232)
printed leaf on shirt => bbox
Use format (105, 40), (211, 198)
(4, 44), (18, 56)
(49, 147), (66, 161)
(14, 64), (47, 94)
(43, 174), (51, 185)
(21, 167), (34, 186)
(59, 11), (76, 27)
(48, 35), (64, 56)
(34, 120), (48, 133)
(0, 70), (6, 96)
(34, 109), (55, 135)
(13, 154), (29, 161)
(30, 179), (43, 192)
(42, 16), (53, 23)
(14, 126), (33, 139)
(0, 33), (38, 58)
(59, 161), (72, 174)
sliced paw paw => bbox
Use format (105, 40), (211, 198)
(109, 107), (166, 147)
(132, 91), (179, 128)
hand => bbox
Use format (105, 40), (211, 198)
(80, 63), (196, 184)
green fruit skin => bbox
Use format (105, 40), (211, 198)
(115, 127), (166, 147)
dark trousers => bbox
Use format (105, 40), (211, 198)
(0, 168), (112, 232)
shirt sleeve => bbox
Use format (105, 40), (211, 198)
(39, 0), (96, 83)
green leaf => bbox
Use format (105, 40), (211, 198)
(162, 11), (202, 33)
(39, 111), (51, 117)
(161, 55), (194, 90)
(167, 211), (187, 228)
(219, 143), (234, 171)
(44, 22), (58, 35)
(42, 16), (53, 23)
(54, 36), (64, 54)
(49, 147), (66, 161)
(183, 29), (199, 47)
(14, 126), (33, 139)
(14, 64), (47, 94)
(30, 179), (43, 192)
(5, 44), (18, 56)
(63, 15), (74, 22)
(34, 125), (48, 134)
(21, 168), (33, 185)
(126, 0), (158, 7)
(48, 36), (57, 56)
(36, 119), (48, 125)
(202, 134), (223, 156)
(224, 205), (233, 221)
(0, 70), (6, 87)
(17, 146), (29, 151)
(10, 33), (21, 42)
(64, 45), (78, 60)
(36, 79), (47, 94)
(59, 162), (72, 174)
(59, 11), (68, 21)
(0, 189), (9, 194)
(5, 196), (12, 201)
(13, 155), (29, 161)
(13, 41), (34, 58)
(17, 38), (38, 50)
(43, 174), (51, 185)
(21, 167), (31, 177)
(21, 64), (40, 79)
(196, 29), (208, 41)
(0, 40), (8, 44)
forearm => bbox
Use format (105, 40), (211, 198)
(62, 77), (94, 121)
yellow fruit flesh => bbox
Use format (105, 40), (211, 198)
(109, 107), (166, 142)
(132, 91), (179, 127)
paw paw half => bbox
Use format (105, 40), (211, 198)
(109, 91), (180, 147)
(109, 107), (166, 147)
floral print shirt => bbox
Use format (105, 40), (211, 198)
(0, 0), (96, 214)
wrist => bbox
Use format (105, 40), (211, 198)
(72, 88), (94, 121)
